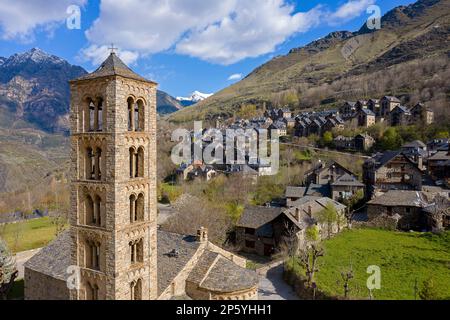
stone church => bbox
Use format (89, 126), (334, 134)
(24, 52), (258, 300)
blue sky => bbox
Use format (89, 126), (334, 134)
(0, 0), (415, 98)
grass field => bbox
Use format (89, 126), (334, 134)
(0, 217), (58, 253)
(288, 229), (450, 300)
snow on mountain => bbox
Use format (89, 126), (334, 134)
(2, 48), (65, 68)
(0, 57), (5, 66)
(176, 91), (213, 106)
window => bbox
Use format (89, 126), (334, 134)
(130, 279), (142, 300)
(130, 239), (144, 265)
(89, 101), (95, 132)
(87, 242), (100, 271)
(129, 147), (144, 178)
(129, 148), (136, 178)
(87, 283), (99, 300)
(97, 98), (103, 132)
(128, 98), (134, 131)
(85, 147), (102, 181)
(86, 148), (95, 180)
(136, 100), (145, 131)
(245, 240), (256, 249)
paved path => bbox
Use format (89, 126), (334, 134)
(15, 248), (42, 279)
(257, 263), (299, 300)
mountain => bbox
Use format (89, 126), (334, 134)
(170, 0), (450, 122)
(157, 90), (184, 114)
(0, 48), (86, 132)
(176, 91), (213, 107)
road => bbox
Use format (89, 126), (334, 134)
(258, 263), (299, 300)
(14, 248), (42, 279)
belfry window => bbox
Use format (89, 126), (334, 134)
(130, 279), (142, 300)
(129, 239), (144, 264)
(129, 147), (144, 178)
(85, 147), (103, 181)
(130, 194), (144, 223)
(128, 98), (134, 131)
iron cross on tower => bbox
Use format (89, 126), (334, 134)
(109, 43), (118, 54)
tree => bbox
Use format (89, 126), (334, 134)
(305, 225), (320, 242)
(0, 239), (18, 300)
(322, 131), (334, 147)
(419, 277), (440, 300)
(340, 267), (354, 299)
(379, 127), (402, 151)
(318, 203), (338, 239)
(298, 244), (324, 286)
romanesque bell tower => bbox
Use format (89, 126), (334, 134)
(69, 52), (158, 300)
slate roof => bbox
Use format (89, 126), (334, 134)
(236, 206), (283, 229)
(198, 256), (259, 293)
(331, 174), (365, 187)
(157, 230), (200, 295)
(305, 184), (331, 197)
(428, 151), (450, 161)
(73, 53), (156, 84)
(402, 140), (426, 149)
(383, 96), (401, 102)
(24, 230), (71, 281)
(360, 109), (375, 116)
(286, 186), (307, 198)
(367, 191), (430, 207)
(289, 196), (346, 218)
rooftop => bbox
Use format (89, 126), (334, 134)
(72, 52), (156, 84)
(236, 206), (283, 229)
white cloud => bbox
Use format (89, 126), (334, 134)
(228, 73), (243, 81)
(0, 0), (86, 42)
(328, 0), (376, 22)
(80, 44), (139, 65)
(83, 0), (376, 65)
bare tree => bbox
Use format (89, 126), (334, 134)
(340, 267), (354, 299)
(299, 244), (324, 286)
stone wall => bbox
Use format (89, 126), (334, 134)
(24, 268), (69, 300)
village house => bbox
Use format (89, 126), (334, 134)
(355, 100), (368, 112)
(339, 102), (357, 119)
(283, 117), (296, 128)
(305, 161), (356, 185)
(269, 121), (288, 137)
(410, 103), (434, 125)
(427, 149), (450, 183)
(279, 108), (293, 119)
(367, 99), (381, 117)
(390, 105), (411, 126)
(380, 96), (401, 117)
(357, 109), (376, 128)
(401, 140), (427, 170)
(354, 133), (375, 152)
(363, 151), (424, 199)
(334, 135), (355, 150)
(330, 174), (365, 202)
(236, 198), (347, 257)
(367, 190), (449, 232)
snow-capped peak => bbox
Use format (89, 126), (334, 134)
(0, 57), (6, 66)
(177, 90), (213, 103)
(3, 48), (65, 67)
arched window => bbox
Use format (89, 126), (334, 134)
(87, 242), (100, 271)
(89, 101), (95, 132)
(130, 194), (137, 223)
(134, 102), (140, 132)
(127, 98), (134, 131)
(97, 98), (104, 132)
(129, 147), (136, 178)
(136, 100), (145, 131)
(137, 147), (144, 177)
(86, 148), (95, 180)
(130, 279), (142, 300)
(87, 283), (99, 300)
(129, 239), (144, 264)
(85, 195), (94, 225)
(95, 148), (102, 180)
(136, 193), (144, 221)
(94, 195), (102, 227)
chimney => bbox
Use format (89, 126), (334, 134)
(294, 208), (301, 222)
(417, 156), (423, 171)
(197, 227), (208, 243)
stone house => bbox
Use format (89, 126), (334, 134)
(294, 120), (308, 137)
(390, 105), (411, 126)
(367, 99), (381, 117)
(283, 117), (296, 128)
(340, 102), (356, 119)
(279, 108), (293, 119)
(367, 190), (449, 231)
(363, 151), (423, 199)
(410, 103), (434, 125)
(309, 119), (323, 136)
(357, 109), (376, 127)
(236, 199), (347, 257)
(427, 150), (450, 182)
(269, 121), (287, 137)
(355, 100), (368, 112)
(330, 174), (365, 202)
(24, 52), (258, 300)
(354, 133), (375, 152)
(334, 135), (355, 150)
(305, 161), (356, 185)
(423, 196), (450, 232)
(380, 96), (401, 117)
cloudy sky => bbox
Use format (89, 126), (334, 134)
(0, 0), (415, 97)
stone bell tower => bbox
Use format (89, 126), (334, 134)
(69, 52), (158, 300)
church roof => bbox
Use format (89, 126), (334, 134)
(157, 230), (200, 295)
(72, 52), (156, 84)
(24, 230), (71, 282)
(198, 256), (258, 293)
